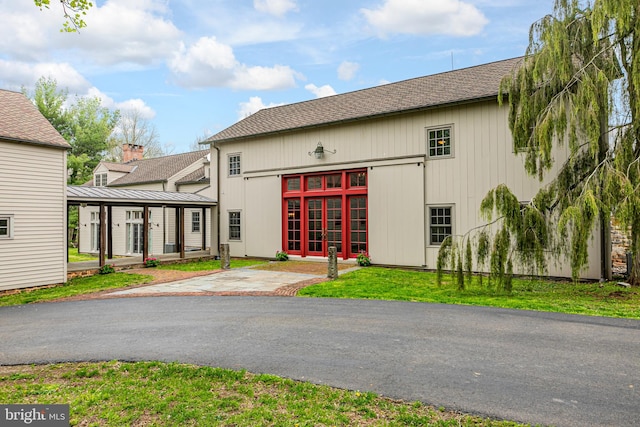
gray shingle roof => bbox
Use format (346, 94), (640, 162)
(67, 185), (216, 206)
(207, 57), (522, 143)
(0, 89), (70, 149)
(100, 161), (136, 173)
(175, 167), (208, 185)
(107, 150), (209, 186)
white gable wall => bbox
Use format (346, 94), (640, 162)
(0, 140), (67, 291)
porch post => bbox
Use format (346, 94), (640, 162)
(99, 203), (106, 267)
(201, 207), (206, 250)
(143, 206), (149, 262)
(107, 205), (113, 260)
(179, 206), (186, 259)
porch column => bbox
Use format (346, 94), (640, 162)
(143, 206), (150, 262)
(107, 205), (113, 260)
(201, 207), (207, 250)
(179, 206), (185, 259)
(99, 204), (106, 267)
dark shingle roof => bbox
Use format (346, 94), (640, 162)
(100, 162), (136, 173)
(175, 167), (208, 185)
(107, 150), (209, 187)
(208, 57), (521, 143)
(0, 89), (70, 149)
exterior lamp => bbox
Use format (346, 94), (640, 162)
(308, 142), (336, 159)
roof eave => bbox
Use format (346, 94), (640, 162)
(0, 135), (71, 150)
(209, 94), (500, 144)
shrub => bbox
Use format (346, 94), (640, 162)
(275, 251), (289, 261)
(356, 252), (371, 267)
(99, 264), (115, 275)
(144, 257), (160, 267)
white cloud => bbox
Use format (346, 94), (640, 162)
(338, 61), (360, 81)
(237, 96), (284, 120)
(232, 65), (300, 90)
(0, 60), (91, 92)
(86, 87), (156, 119)
(168, 36), (300, 90)
(253, 0), (298, 17)
(305, 84), (337, 98)
(361, 0), (488, 37)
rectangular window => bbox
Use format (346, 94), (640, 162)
(429, 206), (453, 245)
(326, 174), (342, 188)
(0, 215), (13, 239)
(307, 176), (322, 190)
(228, 154), (241, 176)
(349, 171), (366, 187)
(229, 211), (241, 241)
(427, 126), (453, 158)
(192, 211), (200, 232)
(94, 173), (107, 186)
(286, 177), (300, 191)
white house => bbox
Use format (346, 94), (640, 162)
(205, 58), (602, 279)
(0, 89), (71, 291)
(78, 147), (214, 257)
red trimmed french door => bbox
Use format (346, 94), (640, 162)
(283, 169), (367, 259)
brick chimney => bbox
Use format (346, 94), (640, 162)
(122, 144), (143, 162)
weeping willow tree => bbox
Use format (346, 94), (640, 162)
(438, 0), (640, 288)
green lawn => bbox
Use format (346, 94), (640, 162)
(156, 258), (267, 271)
(0, 273), (152, 307)
(298, 267), (640, 319)
(0, 361), (525, 426)
(68, 247), (96, 262)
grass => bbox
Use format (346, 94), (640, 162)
(0, 361), (526, 426)
(68, 247), (96, 262)
(156, 258), (267, 272)
(0, 273), (152, 307)
(298, 267), (640, 319)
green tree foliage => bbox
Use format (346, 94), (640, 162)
(25, 77), (119, 184)
(439, 0), (640, 288)
(33, 0), (94, 32)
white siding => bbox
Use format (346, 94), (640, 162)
(0, 140), (67, 291)
(215, 100), (601, 278)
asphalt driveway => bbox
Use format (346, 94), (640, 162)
(1, 296), (638, 426)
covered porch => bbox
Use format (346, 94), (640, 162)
(67, 186), (218, 270)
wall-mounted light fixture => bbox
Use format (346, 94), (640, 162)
(308, 142), (336, 159)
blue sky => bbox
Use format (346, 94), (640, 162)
(0, 0), (554, 154)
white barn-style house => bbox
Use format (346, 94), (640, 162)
(205, 58), (602, 279)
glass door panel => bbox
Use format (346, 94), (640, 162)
(326, 197), (342, 252)
(286, 199), (301, 252)
(307, 199), (323, 254)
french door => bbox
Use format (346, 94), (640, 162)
(306, 197), (342, 256)
(283, 169), (367, 259)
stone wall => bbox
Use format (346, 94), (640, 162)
(611, 219), (631, 275)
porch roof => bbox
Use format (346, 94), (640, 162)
(67, 185), (217, 207)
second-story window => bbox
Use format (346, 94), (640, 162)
(94, 173), (107, 187)
(229, 154), (241, 176)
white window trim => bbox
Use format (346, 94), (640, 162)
(0, 214), (14, 239)
(426, 124), (454, 159)
(94, 172), (108, 187)
(427, 204), (454, 246)
(228, 153), (241, 177)
(228, 210), (241, 241)
(192, 211), (201, 233)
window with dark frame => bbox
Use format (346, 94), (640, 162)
(192, 211), (200, 232)
(228, 154), (241, 176)
(229, 211), (241, 240)
(428, 126), (452, 158)
(0, 216), (11, 238)
(429, 206), (452, 245)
